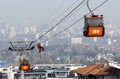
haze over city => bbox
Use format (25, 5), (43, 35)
(0, 0), (119, 26)
(0, 0), (120, 78)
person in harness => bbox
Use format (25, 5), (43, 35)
(37, 43), (44, 53)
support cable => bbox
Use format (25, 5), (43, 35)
(31, 0), (85, 43)
(49, 0), (80, 23)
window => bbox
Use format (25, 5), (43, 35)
(87, 18), (103, 27)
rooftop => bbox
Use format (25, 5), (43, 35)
(72, 63), (120, 75)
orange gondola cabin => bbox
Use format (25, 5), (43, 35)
(20, 59), (30, 71)
(20, 65), (30, 71)
(83, 15), (105, 37)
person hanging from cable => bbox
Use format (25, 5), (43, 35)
(37, 43), (44, 53)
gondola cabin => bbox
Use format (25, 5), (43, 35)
(20, 64), (30, 71)
(83, 15), (105, 37)
(20, 58), (30, 71)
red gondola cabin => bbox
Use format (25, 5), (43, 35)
(83, 15), (105, 37)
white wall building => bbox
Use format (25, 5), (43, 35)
(71, 38), (82, 44)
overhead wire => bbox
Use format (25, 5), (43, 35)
(49, 0), (80, 24)
(58, 1), (86, 24)
(49, 1), (87, 30)
(47, 0), (69, 23)
(43, 0), (108, 42)
(31, 0), (85, 43)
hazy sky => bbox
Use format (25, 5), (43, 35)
(0, 0), (119, 26)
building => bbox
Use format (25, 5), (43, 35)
(72, 63), (120, 79)
(14, 70), (47, 79)
(71, 38), (82, 44)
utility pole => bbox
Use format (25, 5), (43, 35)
(8, 41), (34, 79)
(66, 32), (71, 65)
